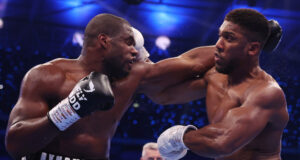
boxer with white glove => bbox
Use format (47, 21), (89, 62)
(48, 72), (114, 131)
(131, 27), (151, 62)
(157, 125), (197, 160)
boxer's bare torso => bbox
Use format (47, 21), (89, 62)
(42, 59), (139, 159)
(186, 67), (288, 160)
(10, 58), (145, 159)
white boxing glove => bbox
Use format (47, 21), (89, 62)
(131, 27), (150, 62)
(157, 125), (197, 160)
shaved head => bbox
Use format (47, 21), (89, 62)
(83, 13), (130, 47)
(225, 8), (269, 44)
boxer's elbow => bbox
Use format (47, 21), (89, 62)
(214, 141), (235, 157)
(148, 93), (178, 105)
(6, 128), (23, 159)
(186, 134), (236, 158)
(195, 141), (234, 158)
(148, 95), (170, 105)
(143, 90), (170, 105)
(5, 123), (33, 159)
(6, 145), (22, 160)
(209, 137), (237, 157)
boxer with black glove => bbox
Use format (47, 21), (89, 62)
(48, 72), (114, 131)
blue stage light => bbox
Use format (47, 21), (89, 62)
(148, 11), (183, 33)
(44, 0), (100, 26)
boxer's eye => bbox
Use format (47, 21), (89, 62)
(225, 35), (234, 42)
(223, 33), (236, 42)
(125, 37), (135, 46)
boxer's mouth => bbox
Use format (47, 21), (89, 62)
(129, 58), (136, 64)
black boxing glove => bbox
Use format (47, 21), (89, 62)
(263, 19), (282, 53)
(48, 72), (114, 131)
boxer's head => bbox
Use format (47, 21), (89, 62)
(225, 8), (269, 44)
(83, 13), (138, 79)
(215, 9), (269, 74)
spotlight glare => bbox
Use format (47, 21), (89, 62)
(133, 102), (139, 108)
(72, 32), (84, 47)
(0, 18), (3, 29)
(155, 36), (171, 50)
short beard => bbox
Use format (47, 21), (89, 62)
(215, 63), (234, 74)
(103, 60), (129, 79)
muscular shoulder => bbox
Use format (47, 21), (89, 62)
(27, 59), (67, 83)
(246, 81), (286, 110)
(246, 78), (288, 128)
(21, 59), (67, 99)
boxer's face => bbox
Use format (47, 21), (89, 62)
(105, 24), (138, 78)
(215, 20), (250, 74)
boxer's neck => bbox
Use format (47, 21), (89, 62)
(77, 47), (106, 74)
(227, 60), (260, 86)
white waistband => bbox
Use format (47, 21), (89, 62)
(21, 152), (81, 160)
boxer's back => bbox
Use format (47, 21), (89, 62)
(205, 68), (288, 160)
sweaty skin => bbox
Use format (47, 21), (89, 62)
(156, 20), (288, 160)
(186, 67), (288, 160)
(5, 43), (215, 159)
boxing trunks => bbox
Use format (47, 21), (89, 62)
(21, 152), (109, 160)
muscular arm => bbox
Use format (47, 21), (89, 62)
(5, 64), (63, 158)
(183, 85), (288, 158)
(150, 77), (207, 105)
(138, 45), (215, 103)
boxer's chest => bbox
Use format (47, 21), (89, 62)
(205, 75), (249, 124)
(48, 72), (88, 108)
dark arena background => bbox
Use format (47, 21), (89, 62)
(1, 0), (300, 159)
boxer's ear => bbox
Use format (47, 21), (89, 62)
(248, 42), (260, 56)
(97, 34), (109, 49)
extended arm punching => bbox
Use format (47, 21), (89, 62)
(128, 27), (215, 104)
(139, 46), (215, 102)
(150, 77), (207, 105)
